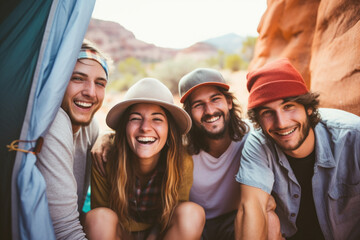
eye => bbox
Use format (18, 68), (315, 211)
(260, 109), (273, 117)
(283, 103), (295, 110)
(192, 103), (203, 109)
(129, 116), (141, 121)
(211, 97), (221, 102)
(96, 81), (106, 87)
(71, 76), (83, 81)
(153, 117), (163, 122)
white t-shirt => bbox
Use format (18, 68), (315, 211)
(189, 137), (248, 219)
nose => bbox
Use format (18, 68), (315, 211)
(140, 119), (151, 132)
(204, 102), (216, 115)
(82, 81), (96, 98)
(275, 111), (287, 129)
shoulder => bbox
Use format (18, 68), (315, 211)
(44, 108), (73, 145)
(244, 128), (268, 148)
(51, 108), (72, 131)
(317, 108), (360, 139)
(80, 117), (99, 145)
(182, 151), (194, 172)
(319, 108), (360, 129)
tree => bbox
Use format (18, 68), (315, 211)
(241, 36), (257, 62)
(225, 54), (244, 72)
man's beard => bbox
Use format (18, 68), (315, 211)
(264, 114), (312, 152)
(197, 111), (230, 140)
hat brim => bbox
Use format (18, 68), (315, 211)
(106, 98), (192, 134)
(180, 82), (230, 103)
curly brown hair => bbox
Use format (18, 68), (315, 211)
(247, 92), (321, 129)
(183, 87), (249, 155)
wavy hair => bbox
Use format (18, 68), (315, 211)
(247, 91), (321, 129)
(183, 88), (249, 155)
(107, 106), (183, 233)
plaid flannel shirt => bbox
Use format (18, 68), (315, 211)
(129, 164), (165, 224)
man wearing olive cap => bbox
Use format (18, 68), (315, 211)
(179, 68), (281, 240)
(235, 58), (360, 240)
(36, 40), (109, 240)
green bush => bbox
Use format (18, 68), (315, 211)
(225, 54), (246, 72)
(148, 58), (204, 94)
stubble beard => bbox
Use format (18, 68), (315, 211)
(265, 115), (312, 152)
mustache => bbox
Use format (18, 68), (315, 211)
(201, 112), (222, 123)
(269, 125), (298, 133)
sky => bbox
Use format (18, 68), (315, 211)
(92, 0), (267, 49)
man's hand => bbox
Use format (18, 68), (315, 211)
(266, 195), (284, 240)
(91, 131), (114, 177)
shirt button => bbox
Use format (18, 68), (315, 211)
(293, 194), (299, 198)
(291, 213), (296, 217)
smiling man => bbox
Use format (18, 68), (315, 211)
(179, 68), (281, 240)
(235, 59), (360, 240)
(36, 40), (109, 239)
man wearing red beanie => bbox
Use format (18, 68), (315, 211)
(235, 58), (360, 240)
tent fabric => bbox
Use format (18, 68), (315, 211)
(0, 1), (53, 238)
(0, 0), (95, 239)
(13, 1), (96, 239)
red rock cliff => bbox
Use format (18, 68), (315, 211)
(250, 0), (360, 116)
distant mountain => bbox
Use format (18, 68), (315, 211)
(85, 18), (178, 62)
(204, 33), (245, 53)
(85, 18), (243, 63)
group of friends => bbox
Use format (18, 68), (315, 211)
(36, 40), (360, 240)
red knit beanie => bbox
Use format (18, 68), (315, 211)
(247, 58), (309, 109)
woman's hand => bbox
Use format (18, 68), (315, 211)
(91, 131), (114, 177)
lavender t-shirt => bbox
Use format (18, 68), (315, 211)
(190, 138), (247, 219)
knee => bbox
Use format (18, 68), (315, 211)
(172, 202), (205, 233)
(84, 207), (119, 239)
(85, 207), (119, 227)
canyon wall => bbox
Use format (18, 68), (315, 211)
(250, 0), (360, 115)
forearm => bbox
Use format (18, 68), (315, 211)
(235, 202), (267, 240)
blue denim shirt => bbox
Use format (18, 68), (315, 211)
(236, 108), (360, 240)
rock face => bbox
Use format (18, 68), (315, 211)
(250, 0), (360, 116)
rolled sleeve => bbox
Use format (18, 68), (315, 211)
(236, 131), (274, 194)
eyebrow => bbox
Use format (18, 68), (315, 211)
(72, 71), (107, 82)
(191, 93), (222, 106)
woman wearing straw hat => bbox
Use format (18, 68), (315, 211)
(84, 78), (205, 240)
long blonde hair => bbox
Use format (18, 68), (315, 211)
(108, 106), (183, 232)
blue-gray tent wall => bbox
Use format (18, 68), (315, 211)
(0, 1), (53, 239)
(0, 0), (95, 239)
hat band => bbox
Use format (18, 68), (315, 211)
(78, 50), (108, 78)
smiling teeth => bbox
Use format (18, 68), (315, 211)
(137, 137), (156, 143)
(75, 101), (92, 107)
(277, 128), (295, 136)
(206, 116), (220, 123)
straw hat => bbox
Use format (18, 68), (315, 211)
(106, 78), (192, 134)
(178, 68), (229, 103)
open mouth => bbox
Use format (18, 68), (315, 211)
(275, 127), (296, 136)
(205, 115), (220, 123)
(136, 136), (156, 144)
(202, 113), (222, 124)
(74, 101), (93, 109)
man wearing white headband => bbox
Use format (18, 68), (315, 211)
(36, 40), (109, 239)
